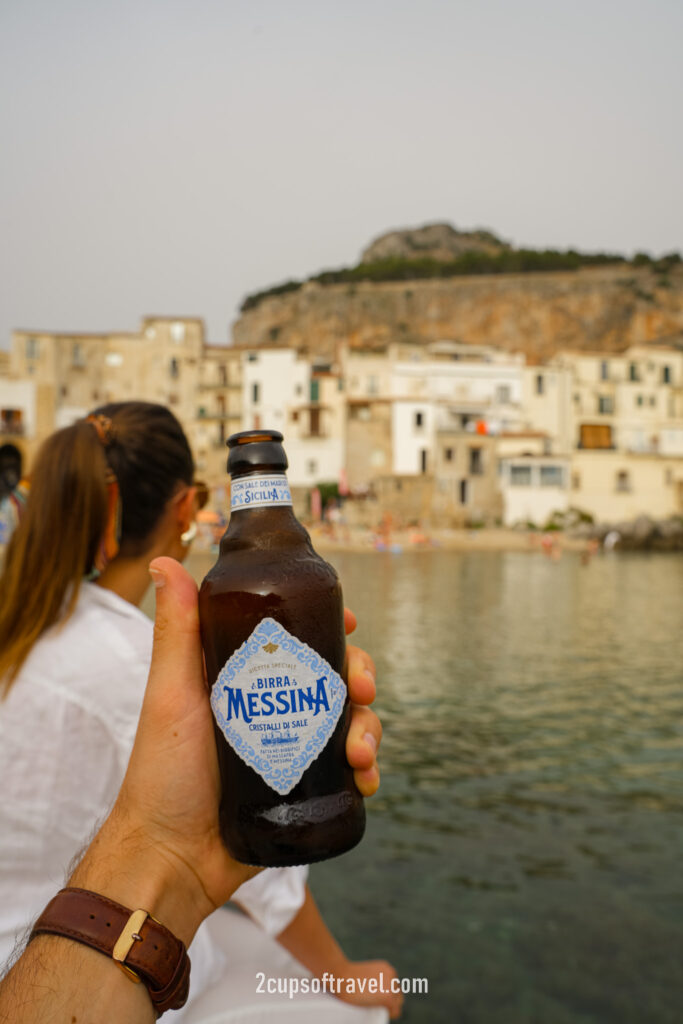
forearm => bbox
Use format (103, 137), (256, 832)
(275, 884), (348, 977)
(0, 807), (207, 1024)
(0, 932), (154, 1024)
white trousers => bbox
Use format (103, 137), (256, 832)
(182, 907), (389, 1024)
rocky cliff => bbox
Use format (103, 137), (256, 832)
(232, 264), (683, 363)
(361, 222), (509, 263)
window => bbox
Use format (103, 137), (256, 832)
(247, 352), (258, 363)
(26, 337), (39, 360)
(600, 360), (609, 381)
(598, 395), (614, 415)
(310, 380), (320, 402)
(219, 365), (227, 386)
(662, 365), (671, 384)
(665, 468), (673, 485)
(649, 396), (656, 407)
(252, 382), (260, 403)
(445, 447), (454, 462)
(469, 447), (483, 475)
(420, 449), (428, 474)
(415, 411), (424, 429)
(0, 408), (23, 434)
(535, 374), (544, 395)
(169, 358), (179, 379)
(629, 363), (639, 382)
(616, 470), (631, 493)
(572, 472), (581, 490)
(367, 375), (378, 395)
(459, 479), (468, 504)
(636, 394), (644, 407)
(510, 465), (532, 486)
(72, 343), (84, 367)
(540, 465), (564, 487)
(309, 408), (321, 436)
(307, 459), (318, 476)
(579, 424), (613, 449)
(170, 322), (185, 343)
(496, 384), (512, 404)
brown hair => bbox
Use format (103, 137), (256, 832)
(0, 402), (194, 691)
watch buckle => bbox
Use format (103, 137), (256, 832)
(112, 908), (149, 983)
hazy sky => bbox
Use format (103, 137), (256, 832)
(1, 0), (682, 348)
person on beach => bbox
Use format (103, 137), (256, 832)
(0, 402), (402, 1021)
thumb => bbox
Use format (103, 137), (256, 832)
(147, 556), (205, 708)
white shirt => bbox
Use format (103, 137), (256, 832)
(0, 582), (307, 1013)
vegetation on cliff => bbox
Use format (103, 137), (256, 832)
(240, 245), (681, 313)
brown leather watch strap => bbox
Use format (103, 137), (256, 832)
(30, 887), (191, 1017)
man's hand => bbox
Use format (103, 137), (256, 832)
(74, 559), (384, 947)
(344, 608), (383, 797)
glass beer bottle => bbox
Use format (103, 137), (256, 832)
(198, 430), (366, 866)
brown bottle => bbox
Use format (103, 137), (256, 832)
(198, 430), (366, 866)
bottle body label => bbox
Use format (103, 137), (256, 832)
(210, 618), (346, 795)
(230, 474), (292, 511)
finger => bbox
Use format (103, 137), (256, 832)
(354, 764), (380, 798)
(344, 607), (357, 635)
(146, 556), (205, 709)
(346, 644), (376, 706)
(346, 705), (382, 770)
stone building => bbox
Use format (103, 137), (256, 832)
(9, 316), (205, 434)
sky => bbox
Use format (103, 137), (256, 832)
(1, 0), (682, 348)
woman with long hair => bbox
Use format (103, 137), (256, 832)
(0, 402), (401, 1021)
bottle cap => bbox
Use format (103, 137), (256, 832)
(227, 430), (288, 477)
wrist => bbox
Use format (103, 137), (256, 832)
(69, 806), (212, 947)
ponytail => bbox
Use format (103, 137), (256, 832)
(0, 421), (109, 690)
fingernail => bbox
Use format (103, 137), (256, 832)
(364, 668), (375, 683)
(149, 567), (166, 588)
(363, 731), (377, 755)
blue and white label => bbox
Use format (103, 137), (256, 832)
(210, 618), (347, 795)
(230, 474), (292, 511)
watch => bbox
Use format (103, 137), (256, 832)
(30, 887), (191, 1017)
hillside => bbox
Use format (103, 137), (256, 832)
(232, 225), (683, 361)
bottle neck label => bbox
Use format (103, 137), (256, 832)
(230, 473), (292, 511)
(210, 618), (347, 795)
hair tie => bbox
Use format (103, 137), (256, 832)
(85, 414), (121, 574)
(86, 413), (115, 447)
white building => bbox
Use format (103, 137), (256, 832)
(499, 456), (571, 526)
(241, 349), (344, 488)
(390, 345), (525, 477)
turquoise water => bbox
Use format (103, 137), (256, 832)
(186, 550), (683, 1024)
